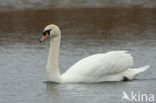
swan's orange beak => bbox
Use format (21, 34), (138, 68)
(40, 33), (49, 43)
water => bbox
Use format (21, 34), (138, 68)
(0, 1), (156, 103)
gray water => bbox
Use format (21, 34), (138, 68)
(0, 0), (156, 103)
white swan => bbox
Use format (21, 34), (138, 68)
(40, 24), (150, 83)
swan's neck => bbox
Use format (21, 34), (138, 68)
(46, 36), (62, 83)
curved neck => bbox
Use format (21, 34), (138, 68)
(46, 35), (62, 83)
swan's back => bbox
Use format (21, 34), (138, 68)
(62, 51), (133, 83)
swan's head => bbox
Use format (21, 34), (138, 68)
(40, 24), (61, 42)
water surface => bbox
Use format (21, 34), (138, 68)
(0, 2), (156, 103)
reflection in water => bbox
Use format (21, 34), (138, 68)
(46, 83), (61, 102)
(0, 7), (156, 103)
(45, 81), (144, 103)
(0, 8), (155, 40)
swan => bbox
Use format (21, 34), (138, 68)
(40, 24), (150, 83)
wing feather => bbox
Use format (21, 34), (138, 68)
(62, 51), (133, 82)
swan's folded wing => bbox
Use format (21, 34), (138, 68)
(62, 51), (133, 82)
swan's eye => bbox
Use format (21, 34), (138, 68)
(43, 29), (52, 36)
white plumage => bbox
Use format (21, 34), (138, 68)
(40, 24), (150, 83)
(62, 51), (149, 83)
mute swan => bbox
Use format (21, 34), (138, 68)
(40, 24), (150, 83)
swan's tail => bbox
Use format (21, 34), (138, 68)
(131, 65), (150, 79)
(135, 65), (150, 73)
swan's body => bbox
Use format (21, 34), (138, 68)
(40, 24), (150, 83)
